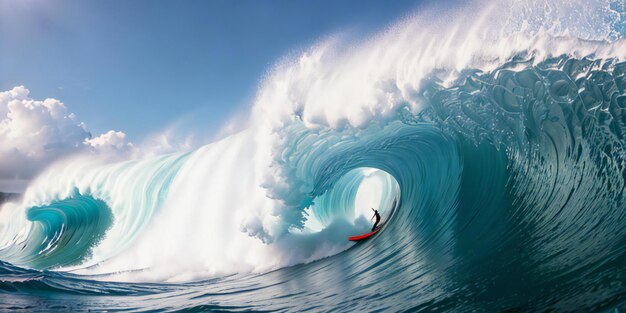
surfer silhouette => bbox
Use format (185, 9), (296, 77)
(371, 208), (381, 231)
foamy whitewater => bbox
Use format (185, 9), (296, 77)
(0, 0), (625, 311)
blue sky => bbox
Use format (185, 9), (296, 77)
(0, 0), (430, 140)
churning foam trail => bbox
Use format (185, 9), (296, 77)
(0, 0), (624, 282)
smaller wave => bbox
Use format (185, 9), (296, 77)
(0, 189), (113, 269)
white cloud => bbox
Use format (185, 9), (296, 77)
(0, 86), (134, 192)
(84, 130), (137, 157)
(139, 128), (195, 157)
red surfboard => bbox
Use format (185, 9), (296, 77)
(348, 227), (380, 241)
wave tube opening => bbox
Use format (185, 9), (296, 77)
(300, 167), (400, 234)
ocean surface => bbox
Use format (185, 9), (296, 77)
(0, 0), (625, 312)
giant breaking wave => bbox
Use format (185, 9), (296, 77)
(0, 0), (625, 311)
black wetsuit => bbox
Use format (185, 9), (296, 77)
(372, 210), (381, 231)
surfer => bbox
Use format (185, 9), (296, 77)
(348, 209), (384, 241)
(371, 208), (381, 231)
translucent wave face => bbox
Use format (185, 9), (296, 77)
(0, 153), (190, 271)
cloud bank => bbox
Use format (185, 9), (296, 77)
(0, 86), (134, 192)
